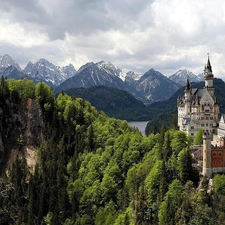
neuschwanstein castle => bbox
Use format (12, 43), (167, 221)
(177, 56), (225, 177)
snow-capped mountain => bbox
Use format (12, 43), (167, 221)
(0, 66), (25, 79)
(0, 54), (22, 71)
(124, 71), (143, 83)
(24, 58), (76, 87)
(60, 64), (77, 79)
(0, 53), (205, 104)
(169, 69), (204, 86)
(130, 68), (181, 104)
(56, 63), (181, 104)
(55, 61), (126, 93)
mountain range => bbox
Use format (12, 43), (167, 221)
(169, 69), (203, 86)
(0, 54), (204, 104)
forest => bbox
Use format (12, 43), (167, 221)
(0, 78), (225, 225)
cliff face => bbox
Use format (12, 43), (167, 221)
(0, 97), (44, 171)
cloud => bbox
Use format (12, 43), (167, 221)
(1, 0), (225, 78)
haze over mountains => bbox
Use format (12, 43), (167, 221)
(0, 54), (204, 104)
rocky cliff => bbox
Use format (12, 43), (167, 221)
(0, 97), (44, 172)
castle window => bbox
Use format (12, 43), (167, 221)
(191, 133), (194, 136)
(206, 117), (209, 120)
(218, 151), (222, 156)
(212, 151), (217, 156)
(210, 117), (213, 120)
(205, 109), (209, 113)
(210, 123), (213, 127)
(206, 123), (208, 127)
(213, 161), (216, 165)
(191, 126), (194, 129)
(201, 117), (204, 120)
(201, 124), (204, 127)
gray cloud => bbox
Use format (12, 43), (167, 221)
(1, 0), (225, 78)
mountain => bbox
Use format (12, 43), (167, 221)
(56, 63), (181, 105)
(0, 54), (22, 71)
(0, 54), (196, 105)
(124, 71), (143, 83)
(169, 69), (204, 86)
(24, 58), (76, 88)
(130, 68), (181, 104)
(65, 86), (151, 121)
(55, 61), (126, 93)
(0, 66), (25, 79)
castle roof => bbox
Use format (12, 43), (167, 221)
(182, 116), (200, 125)
(204, 55), (213, 79)
(185, 78), (191, 90)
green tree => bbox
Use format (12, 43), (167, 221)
(158, 179), (183, 225)
(151, 122), (158, 134)
(171, 114), (178, 130)
(214, 174), (225, 195)
(170, 130), (190, 155)
(194, 128), (203, 145)
(145, 160), (163, 223)
(35, 82), (55, 115)
(177, 148), (194, 184)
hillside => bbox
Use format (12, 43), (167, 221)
(65, 86), (151, 121)
(1, 79), (225, 224)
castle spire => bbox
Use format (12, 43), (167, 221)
(185, 78), (191, 90)
(204, 54), (214, 90)
(205, 53), (212, 73)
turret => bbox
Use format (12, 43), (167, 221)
(204, 54), (214, 95)
(184, 78), (191, 115)
(202, 130), (212, 177)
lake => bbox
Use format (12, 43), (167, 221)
(128, 121), (149, 136)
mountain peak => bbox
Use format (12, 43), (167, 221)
(169, 69), (204, 86)
(24, 59), (76, 87)
(0, 54), (22, 71)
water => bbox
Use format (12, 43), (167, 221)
(128, 121), (149, 136)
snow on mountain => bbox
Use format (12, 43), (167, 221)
(55, 61), (126, 93)
(0, 54), (22, 71)
(24, 58), (76, 87)
(169, 69), (204, 86)
(124, 71), (143, 83)
(96, 61), (123, 78)
(123, 68), (181, 104)
(60, 63), (77, 80)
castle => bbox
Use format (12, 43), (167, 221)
(177, 56), (220, 137)
(177, 56), (225, 177)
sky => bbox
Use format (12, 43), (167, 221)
(1, 0), (225, 78)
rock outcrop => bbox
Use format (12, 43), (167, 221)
(0, 97), (44, 171)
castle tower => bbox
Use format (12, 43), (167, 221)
(202, 130), (212, 177)
(204, 55), (214, 95)
(184, 78), (191, 115)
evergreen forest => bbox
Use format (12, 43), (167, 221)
(1, 78), (225, 225)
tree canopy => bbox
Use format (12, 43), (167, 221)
(0, 78), (224, 225)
